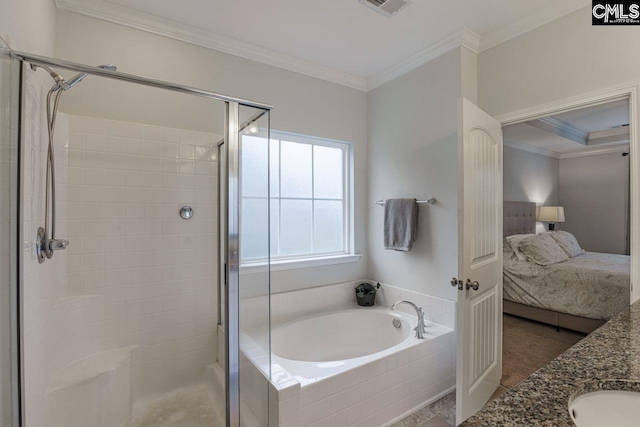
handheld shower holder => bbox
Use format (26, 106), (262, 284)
(36, 227), (69, 264)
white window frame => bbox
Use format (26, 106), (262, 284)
(240, 130), (358, 270)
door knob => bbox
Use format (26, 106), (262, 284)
(451, 278), (463, 290)
(466, 279), (480, 291)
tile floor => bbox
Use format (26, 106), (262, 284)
(392, 392), (455, 427)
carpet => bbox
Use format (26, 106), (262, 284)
(501, 314), (586, 389)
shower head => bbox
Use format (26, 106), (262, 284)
(62, 72), (88, 90)
(49, 63), (118, 92)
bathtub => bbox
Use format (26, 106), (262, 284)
(272, 307), (453, 386)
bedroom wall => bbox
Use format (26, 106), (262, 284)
(559, 152), (629, 255)
(54, 10), (368, 294)
(503, 146), (559, 205)
(367, 48), (462, 301)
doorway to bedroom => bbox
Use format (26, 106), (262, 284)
(496, 98), (632, 399)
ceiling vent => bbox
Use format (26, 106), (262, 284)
(359, 0), (412, 18)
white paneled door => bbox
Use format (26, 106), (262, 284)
(455, 98), (503, 425)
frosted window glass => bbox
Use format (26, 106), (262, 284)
(240, 136), (268, 197)
(270, 139), (279, 198)
(270, 200), (280, 256)
(313, 145), (343, 199)
(280, 199), (312, 255)
(240, 198), (269, 260)
(314, 201), (344, 253)
(281, 141), (312, 198)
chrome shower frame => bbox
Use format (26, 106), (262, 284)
(16, 51), (271, 427)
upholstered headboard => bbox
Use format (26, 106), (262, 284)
(503, 201), (536, 237)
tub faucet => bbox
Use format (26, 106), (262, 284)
(390, 301), (426, 339)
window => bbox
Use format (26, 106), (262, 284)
(240, 131), (351, 263)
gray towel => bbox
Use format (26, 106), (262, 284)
(384, 198), (418, 251)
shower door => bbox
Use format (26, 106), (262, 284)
(0, 38), (20, 427)
(8, 51), (271, 427)
(222, 102), (271, 427)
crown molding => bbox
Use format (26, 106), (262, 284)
(505, 138), (630, 160)
(588, 127), (630, 145)
(528, 116), (588, 145)
(55, 0), (368, 91)
(479, 0), (590, 52)
(366, 27), (480, 91)
(460, 27), (481, 54)
(55, 0), (588, 92)
(504, 139), (561, 159)
(560, 144), (630, 159)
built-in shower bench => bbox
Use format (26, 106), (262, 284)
(44, 292), (138, 427)
(46, 346), (137, 427)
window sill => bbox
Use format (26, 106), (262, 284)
(240, 254), (362, 274)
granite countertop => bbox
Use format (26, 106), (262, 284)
(462, 300), (640, 426)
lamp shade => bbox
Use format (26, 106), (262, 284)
(538, 206), (565, 223)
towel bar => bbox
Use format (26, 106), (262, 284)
(374, 198), (436, 206)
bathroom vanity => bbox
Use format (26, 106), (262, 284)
(462, 300), (640, 426)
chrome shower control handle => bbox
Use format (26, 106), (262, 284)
(49, 239), (69, 251)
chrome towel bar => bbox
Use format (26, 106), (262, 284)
(374, 198), (436, 206)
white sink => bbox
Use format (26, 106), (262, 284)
(569, 390), (640, 427)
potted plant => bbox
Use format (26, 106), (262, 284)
(355, 282), (380, 307)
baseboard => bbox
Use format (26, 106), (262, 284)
(382, 385), (456, 427)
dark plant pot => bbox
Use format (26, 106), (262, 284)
(355, 283), (376, 307)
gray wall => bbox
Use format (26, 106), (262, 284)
(367, 49), (461, 300)
(0, 0), (56, 55)
(54, 11), (368, 294)
(503, 145), (560, 233)
(503, 145), (559, 206)
(479, 6), (640, 117)
(559, 153), (629, 254)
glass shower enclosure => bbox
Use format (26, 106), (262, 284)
(1, 49), (272, 427)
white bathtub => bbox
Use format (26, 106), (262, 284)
(271, 307), (453, 386)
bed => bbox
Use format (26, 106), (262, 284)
(503, 201), (630, 333)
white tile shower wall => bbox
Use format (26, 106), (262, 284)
(63, 114), (221, 396)
(22, 67), (70, 427)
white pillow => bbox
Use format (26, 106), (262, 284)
(519, 233), (570, 266)
(506, 234), (535, 261)
(547, 231), (585, 258)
